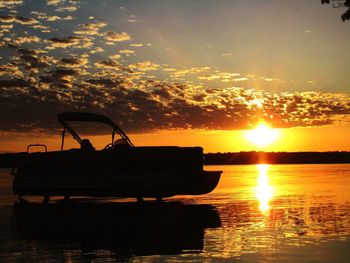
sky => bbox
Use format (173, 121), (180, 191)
(0, 0), (350, 152)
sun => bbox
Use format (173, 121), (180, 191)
(245, 123), (280, 146)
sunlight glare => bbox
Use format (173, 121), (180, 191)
(245, 123), (280, 147)
(256, 164), (273, 212)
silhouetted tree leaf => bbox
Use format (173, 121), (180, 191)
(322, 0), (350, 21)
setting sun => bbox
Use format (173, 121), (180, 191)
(245, 123), (280, 147)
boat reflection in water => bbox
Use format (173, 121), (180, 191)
(255, 164), (273, 213)
(12, 201), (221, 261)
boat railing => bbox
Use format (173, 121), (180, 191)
(26, 144), (48, 153)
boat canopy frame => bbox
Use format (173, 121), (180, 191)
(58, 112), (134, 150)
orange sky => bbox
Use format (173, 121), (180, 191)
(2, 123), (350, 153)
(132, 125), (350, 152)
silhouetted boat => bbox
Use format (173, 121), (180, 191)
(12, 112), (221, 202)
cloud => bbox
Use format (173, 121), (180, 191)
(0, 23), (14, 35)
(0, 63), (23, 77)
(47, 36), (93, 49)
(17, 48), (39, 55)
(38, 68), (79, 89)
(60, 57), (88, 67)
(109, 54), (121, 59)
(46, 15), (74, 21)
(55, 6), (78, 12)
(172, 67), (211, 77)
(47, 0), (63, 6)
(90, 46), (104, 54)
(129, 61), (160, 71)
(15, 16), (39, 24)
(233, 77), (249, 82)
(119, 49), (135, 56)
(0, 15), (38, 25)
(0, 78), (30, 87)
(130, 43), (143, 47)
(74, 21), (107, 36)
(127, 19), (141, 23)
(103, 31), (131, 44)
(0, 1), (23, 9)
(0, 15), (16, 23)
(19, 53), (51, 71)
(48, 36), (80, 47)
(1, 70), (350, 135)
(197, 72), (243, 83)
(13, 35), (41, 44)
(126, 14), (140, 23)
(31, 24), (51, 33)
(94, 59), (120, 69)
(1, 0), (350, 136)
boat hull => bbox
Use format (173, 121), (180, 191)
(13, 146), (221, 199)
(13, 171), (221, 198)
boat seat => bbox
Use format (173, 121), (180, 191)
(80, 139), (95, 152)
(113, 138), (131, 150)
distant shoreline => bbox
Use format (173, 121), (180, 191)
(0, 151), (349, 167)
(204, 151), (350, 165)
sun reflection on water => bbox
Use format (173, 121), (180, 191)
(255, 164), (273, 212)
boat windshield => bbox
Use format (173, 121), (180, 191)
(58, 112), (134, 151)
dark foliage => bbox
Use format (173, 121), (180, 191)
(322, 0), (350, 21)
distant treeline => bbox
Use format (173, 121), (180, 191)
(0, 151), (349, 168)
(204, 151), (350, 165)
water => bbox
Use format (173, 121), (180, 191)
(1, 164), (350, 262)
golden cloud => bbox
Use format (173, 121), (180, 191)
(129, 61), (160, 71)
(14, 36), (41, 44)
(47, 0), (63, 5)
(0, 63), (23, 77)
(104, 31), (131, 44)
(0, 0), (23, 9)
(74, 21), (107, 36)
(55, 6), (78, 12)
(0, 15), (38, 25)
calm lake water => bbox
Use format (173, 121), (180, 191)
(1, 164), (350, 262)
